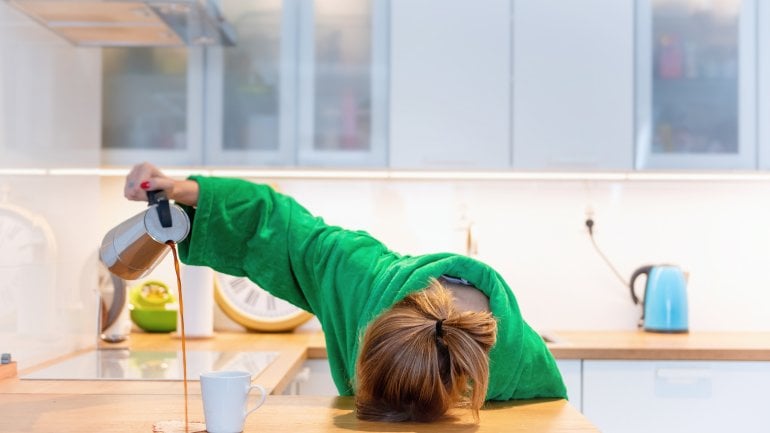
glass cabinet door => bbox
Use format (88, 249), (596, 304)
(296, 0), (388, 167)
(206, 0), (388, 168)
(204, 0), (293, 166)
(635, 0), (756, 169)
(101, 47), (204, 166)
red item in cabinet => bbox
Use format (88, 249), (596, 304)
(658, 33), (684, 79)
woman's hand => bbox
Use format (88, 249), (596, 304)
(124, 162), (199, 206)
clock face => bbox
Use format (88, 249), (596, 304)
(0, 205), (54, 329)
(213, 273), (312, 332)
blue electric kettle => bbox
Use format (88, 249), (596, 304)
(629, 265), (689, 333)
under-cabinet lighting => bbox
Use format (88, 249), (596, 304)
(5, 167), (770, 181)
(48, 168), (128, 176)
(0, 168), (48, 175)
(626, 172), (770, 181)
(209, 169), (389, 179)
(386, 171), (628, 181)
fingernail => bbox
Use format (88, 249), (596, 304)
(140, 181), (150, 190)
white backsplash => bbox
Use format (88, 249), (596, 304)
(4, 0), (770, 371)
(100, 176), (770, 335)
(1, 3), (101, 369)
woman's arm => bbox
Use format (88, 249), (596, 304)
(124, 162), (199, 206)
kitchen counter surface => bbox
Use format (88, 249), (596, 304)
(0, 393), (593, 433)
(546, 330), (770, 361)
(4, 329), (766, 431)
(0, 331), (598, 433)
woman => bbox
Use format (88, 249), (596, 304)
(124, 162), (566, 423)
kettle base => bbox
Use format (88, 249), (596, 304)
(644, 327), (689, 334)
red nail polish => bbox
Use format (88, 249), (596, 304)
(140, 181), (150, 190)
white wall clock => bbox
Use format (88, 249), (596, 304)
(0, 201), (56, 332)
(213, 272), (313, 332)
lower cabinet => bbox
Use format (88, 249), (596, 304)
(556, 359), (582, 411)
(582, 360), (770, 433)
(284, 358), (585, 412)
(283, 359), (338, 396)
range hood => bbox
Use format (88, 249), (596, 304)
(8, 0), (236, 47)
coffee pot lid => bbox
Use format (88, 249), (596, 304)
(144, 203), (190, 244)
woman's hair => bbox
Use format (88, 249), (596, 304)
(354, 278), (497, 422)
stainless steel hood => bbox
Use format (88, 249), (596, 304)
(7, 0), (236, 47)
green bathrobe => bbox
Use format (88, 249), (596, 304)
(178, 176), (566, 401)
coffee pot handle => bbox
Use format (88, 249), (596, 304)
(146, 190), (172, 228)
(629, 265), (653, 305)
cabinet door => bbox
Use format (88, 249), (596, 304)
(555, 359), (582, 411)
(583, 360), (770, 433)
(635, 0), (757, 169)
(204, 0), (294, 166)
(1, 3), (101, 168)
(296, 0), (389, 167)
(101, 47), (204, 166)
(389, 0), (511, 169)
(511, 0), (634, 170)
(282, 359), (338, 396)
(757, 1), (770, 169)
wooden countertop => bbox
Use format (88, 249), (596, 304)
(546, 330), (770, 361)
(5, 329), (765, 432)
(0, 393), (594, 433)
(0, 331), (599, 432)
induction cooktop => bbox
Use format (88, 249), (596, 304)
(21, 349), (279, 381)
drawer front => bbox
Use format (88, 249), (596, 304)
(583, 360), (770, 433)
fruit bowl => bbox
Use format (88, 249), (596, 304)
(129, 280), (177, 333)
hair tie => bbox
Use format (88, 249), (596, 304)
(435, 319), (445, 338)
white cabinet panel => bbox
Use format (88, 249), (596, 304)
(556, 359), (582, 412)
(283, 359), (338, 396)
(389, 0), (511, 169)
(758, 0), (770, 169)
(583, 360), (770, 433)
(512, 0), (634, 170)
(0, 3), (101, 168)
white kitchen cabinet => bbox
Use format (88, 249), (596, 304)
(294, 0), (389, 167)
(103, 0), (388, 168)
(388, 0), (511, 169)
(582, 360), (770, 433)
(0, 3), (101, 168)
(511, 0), (634, 170)
(635, 0), (757, 169)
(555, 359), (582, 411)
(101, 47), (204, 166)
(283, 359), (338, 396)
(757, 1), (770, 170)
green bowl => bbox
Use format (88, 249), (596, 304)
(128, 280), (177, 333)
(130, 307), (177, 333)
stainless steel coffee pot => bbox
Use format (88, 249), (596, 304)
(100, 191), (190, 280)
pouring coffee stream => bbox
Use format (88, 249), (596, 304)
(99, 190), (193, 431)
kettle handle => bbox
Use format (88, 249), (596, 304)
(146, 190), (173, 228)
(629, 265), (653, 305)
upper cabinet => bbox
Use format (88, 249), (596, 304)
(635, 0), (756, 169)
(99, 0), (770, 171)
(388, 0), (511, 169)
(102, 0), (388, 168)
(295, 0), (389, 167)
(512, 0), (635, 170)
(101, 47), (203, 166)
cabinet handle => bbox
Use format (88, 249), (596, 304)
(656, 368), (712, 381)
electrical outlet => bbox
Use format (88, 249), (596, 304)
(584, 207), (595, 235)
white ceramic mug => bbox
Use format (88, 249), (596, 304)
(200, 371), (267, 433)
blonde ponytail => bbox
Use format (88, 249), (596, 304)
(355, 278), (497, 422)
